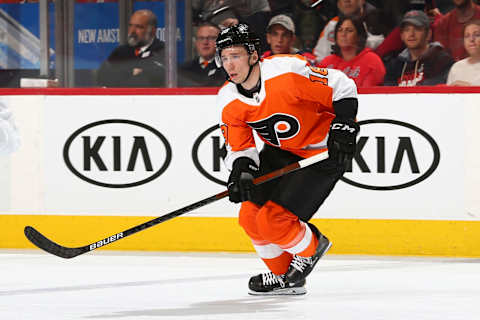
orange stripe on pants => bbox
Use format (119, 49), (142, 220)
(256, 201), (303, 247)
(239, 201), (292, 275)
(238, 200), (319, 273)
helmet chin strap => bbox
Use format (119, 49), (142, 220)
(240, 55), (259, 85)
(235, 56), (261, 99)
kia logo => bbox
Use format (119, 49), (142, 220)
(192, 124), (227, 186)
(342, 119), (440, 190)
(193, 120), (440, 191)
(64, 119), (172, 188)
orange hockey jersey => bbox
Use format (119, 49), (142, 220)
(217, 54), (358, 171)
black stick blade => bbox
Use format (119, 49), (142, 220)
(24, 226), (87, 259)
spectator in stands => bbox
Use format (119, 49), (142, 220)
(447, 19), (480, 85)
(0, 1), (39, 3)
(313, 0), (383, 63)
(292, 0), (336, 52)
(261, 14), (317, 65)
(0, 101), (20, 156)
(268, 0), (295, 16)
(76, 1), (117, 3)
(384, 10), (454, 86)
(374, 0), (443, 61)
(433, 0), (480, 61)
(204, 6), (239, 29)
(317, 15), (386, 87)
(96, 9), (165, 87)
(178, 22), (224, 87)
(193, 0), (271, 50)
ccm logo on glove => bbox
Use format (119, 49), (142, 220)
(327, 118), (360, 167)
(330, 123), (358, 133)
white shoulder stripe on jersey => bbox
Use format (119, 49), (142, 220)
(261, 56), (357, 102)
(216, 82), (239, 110)
(260, 55), (309, 81)
(326, 68), (358, 102)
(224, 147), (260, 172)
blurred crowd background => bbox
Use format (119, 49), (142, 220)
(0, 0), (479, 88)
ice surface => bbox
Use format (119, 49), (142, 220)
(0, 250), (478, 320)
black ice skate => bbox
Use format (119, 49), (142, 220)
(248, 272), (306, 296)
(285, 223), (332, 284)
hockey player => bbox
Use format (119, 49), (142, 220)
(0, 102), (20, 156)
(215, 24), (359, 295)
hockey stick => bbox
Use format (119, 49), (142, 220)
(24, 151), (329, 259)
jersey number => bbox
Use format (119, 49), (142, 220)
(309, 66), (328, 86)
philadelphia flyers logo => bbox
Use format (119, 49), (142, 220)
(247, 113), (300, 146)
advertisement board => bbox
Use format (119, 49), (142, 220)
(1, 92), (475, 221)
(1, 89), (479, 255)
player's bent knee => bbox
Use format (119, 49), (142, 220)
(256, 201), (299, 243)
(238, 201), (262, 239)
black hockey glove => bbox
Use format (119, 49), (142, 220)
(227, 157), (259, 203)
(327, 117), (360, 166)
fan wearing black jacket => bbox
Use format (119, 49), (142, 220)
(178, 21), (225, 87)
(384, 10), (454, 86)
(96, 10), (166, 88)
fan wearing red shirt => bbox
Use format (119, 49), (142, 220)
(317, 15), (385, 87)
(433, 0), (480, 61)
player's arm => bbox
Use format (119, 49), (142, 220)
(220, 105), (259, 204)
(0, 102), (20, 156)
(220, 112), (259, 171)
(324, 68), (359, 166)
(297, 65), (360, 166)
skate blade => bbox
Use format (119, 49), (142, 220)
(248, 287), (307, 296)
(310, 240), (332, 266)
(322, 241), (332, 258)
(305, 240), (332, 278)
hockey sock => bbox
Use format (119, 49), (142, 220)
(295, 231), (318, 257)
(261, 251), (293, 275)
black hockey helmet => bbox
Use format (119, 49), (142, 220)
(215, 23), (262, 67)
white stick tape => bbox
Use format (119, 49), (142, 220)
(299, 151), (329, 168)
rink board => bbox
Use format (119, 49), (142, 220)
(2, 215), (480, 257)
(0, 88), (480, 256)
